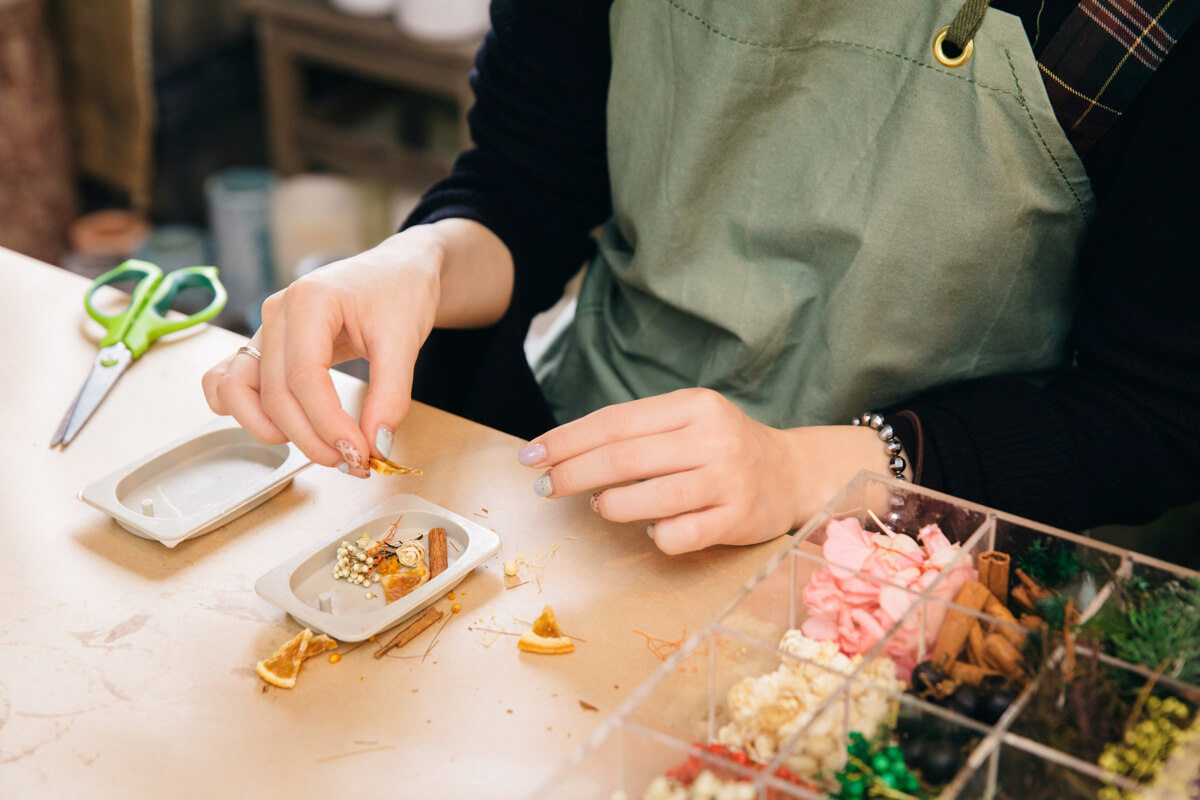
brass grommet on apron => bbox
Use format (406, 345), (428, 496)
(932, 26), (973, 67)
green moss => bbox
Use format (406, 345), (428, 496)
(1016, 539), (1084, 588)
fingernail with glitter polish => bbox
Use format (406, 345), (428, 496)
(518, 442), (547, 466)
(335, 439), (370, 479)
(375, 426), (394, 458)
(533, 473), (553, 497)
(590, 492), (601, 514)
(647, 523), (656, 540)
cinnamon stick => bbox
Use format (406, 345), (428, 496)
(428, 527), (448, 578)
(983, 632), (1024, 679)
(1018, 613), (1045, 631)
(984, 596), (1027, 649)
(373, 607), (444, 659)
(932, 581), (992, 671)
(1015, 568), (1056, 605)
(966, 622), (987, 666)
(978, 551), (1010, 604)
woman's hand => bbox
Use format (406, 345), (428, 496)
(202, 219), (514, 476)
(518, 388), (896, 554)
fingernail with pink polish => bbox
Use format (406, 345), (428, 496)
(590, 492), (601, 514)
(518, 442), (547, 466)
(336, 439), (370, 479)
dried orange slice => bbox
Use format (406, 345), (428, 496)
(518, 605), (575, 655)
(369, 456), (423, 476)
(255, 629), (338, 689)
(381, 566), (429, 603)
(304, 633), (338, 660)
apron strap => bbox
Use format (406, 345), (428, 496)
(1037, 0), (1200, 155)
(946, 0), (992, 53)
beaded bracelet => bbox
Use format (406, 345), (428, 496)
(850, 412), (908, 481)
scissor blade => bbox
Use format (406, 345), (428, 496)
(52, 344), (133, 447)
(50, 379), (88, 446)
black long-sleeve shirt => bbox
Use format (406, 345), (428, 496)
(404, 0), (1200, 534)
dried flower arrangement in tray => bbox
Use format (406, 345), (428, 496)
(254, 495), (501, 644)
(331, 517), (449, 602)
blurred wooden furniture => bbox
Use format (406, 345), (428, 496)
(244, 0), (480, 186)
(0, 0), (76, 262)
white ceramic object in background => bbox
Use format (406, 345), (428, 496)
(79, 418), (311, 548)
(270, 174), (367, 286)
(329, 0), (395, 16)
(395, 0), (489, 42)
(255, 495), (501, 642)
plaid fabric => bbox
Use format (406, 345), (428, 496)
(1037, 0), (1200, 154)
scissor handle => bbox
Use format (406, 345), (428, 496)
(122, 265), (229, 358)
(84, 259), (163, 348)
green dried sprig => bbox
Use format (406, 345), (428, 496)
(1085, 578), (1200, 686)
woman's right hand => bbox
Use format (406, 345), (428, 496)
(201, 225), (450, 477)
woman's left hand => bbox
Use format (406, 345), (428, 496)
(518, 388), (809, 554)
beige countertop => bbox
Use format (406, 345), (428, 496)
(0, 247), (791, 797)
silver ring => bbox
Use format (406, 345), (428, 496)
(236, 344), (263, 361)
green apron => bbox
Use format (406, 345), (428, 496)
(537, 0), (1095, 429)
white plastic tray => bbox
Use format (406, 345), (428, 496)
(254, 494), (502, 642)
(78, 417), (311, 548)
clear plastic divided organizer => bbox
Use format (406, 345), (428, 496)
(254, 494), (501, 642)
(534, 472), (1200, 800)
(78, 417), (311, 547)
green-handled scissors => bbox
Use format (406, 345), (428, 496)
(50, 259), (228, 448)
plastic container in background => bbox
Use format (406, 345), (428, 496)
(135, 224), (211, 273)
(205, 167), (275, 328)
(395, 0), (489, 42)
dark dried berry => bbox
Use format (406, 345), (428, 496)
(949, 683), (979, 718)
(912, 661), (946, 697)
(895, 711), (925, 737)
(919, 739), (962, 784)
(900, 735), (926, 765)
(976, 688), (1018, 724)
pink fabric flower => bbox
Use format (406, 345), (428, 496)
(801, 516), (978, 682)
